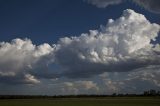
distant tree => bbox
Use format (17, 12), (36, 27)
(149, 89), (156, 96)
(144, 91), (150, 96)
(112, 93), (117, 97)
(157, 91), (160, 96)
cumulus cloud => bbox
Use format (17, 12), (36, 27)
(54, 9), (160, 78)
(85, 0), (123, 8)
(0, 38), (54, 84)
(0, 9), (159, 85)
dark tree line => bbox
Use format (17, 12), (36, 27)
(0, 89), (160, 99)
(143, 89), (160, 96)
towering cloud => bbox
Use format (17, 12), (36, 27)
(54, 9), (160, 78)
(0, 9), (159, 85)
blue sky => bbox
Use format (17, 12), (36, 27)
(0, 0), (159, 44)
(0, 0), (160, 95)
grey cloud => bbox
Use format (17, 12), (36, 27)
(0, 73), (40, 85)
(85, 0), (160, 13)
(85, 0), (123, 8)
(133, 0), (160, 14)
(98, 65), (160, 94)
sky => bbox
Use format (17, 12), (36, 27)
(0, 0), (160, 95)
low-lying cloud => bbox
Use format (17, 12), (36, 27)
(98, 65), (160, 94)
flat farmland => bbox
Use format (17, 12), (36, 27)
(0, 97), (160, 106)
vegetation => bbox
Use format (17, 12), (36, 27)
(0, 89), (160, 99)
(0, 90), (159, 106)
(0, 97), (160, 106)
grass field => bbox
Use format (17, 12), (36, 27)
(0, 97), (160, 106)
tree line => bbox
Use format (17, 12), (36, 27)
(0, 89), (160, 99)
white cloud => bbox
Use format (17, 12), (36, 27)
(0, 9), (159, 86)
(54, 81), (99, 95)
(25, 74), (40, 84)
(0, 38), (54, 84)
(54, 9), (160, 78)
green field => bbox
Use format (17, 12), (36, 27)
(0, 97), (160, 106)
